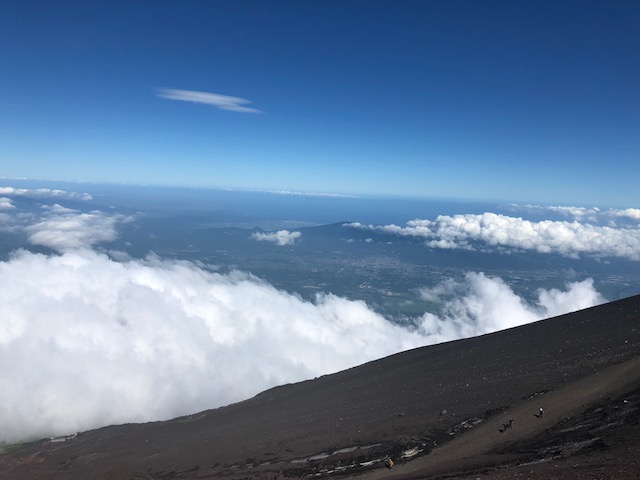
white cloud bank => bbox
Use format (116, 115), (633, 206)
(511, 204), (640, 223)
(251, 229), (302, 246)
(0, 187), (92, 201)
(157, 88), (262, 113)
(0, 249), (604, 445)
(347, 210), (640, 260)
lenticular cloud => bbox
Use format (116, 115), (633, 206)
(0, 250), (603, 444)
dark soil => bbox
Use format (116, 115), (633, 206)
(2, 295), (639, 480)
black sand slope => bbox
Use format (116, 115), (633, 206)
(2, 295), (639, 479)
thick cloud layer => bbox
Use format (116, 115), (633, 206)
(347, 209), (640, 260)
(1, 250), (604, 444)
(251, 229), (302, 246)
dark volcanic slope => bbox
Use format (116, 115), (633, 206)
(2, 295), (639, 480)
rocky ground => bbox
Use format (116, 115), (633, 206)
(1, 295), (639, 480)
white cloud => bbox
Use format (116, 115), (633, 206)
(416, 273), (604, 344)
(0, 250), (604, 445)
(0, 187), (92, 201)
(24, 210), (129, 251)
(510, 204), (640, 225)
(611, 208), (640, 221)
(511, 204), (601, 221)
(251, 230), (302, 246)
(41, 203), (76, 214)
(346, 211), (640, 260)
(157, 88), (262, 113)
(0, 197), (15, 209)
(0, 189), (130, 251)
(263, 190), (358, 198)
(536, 279), (604, 318)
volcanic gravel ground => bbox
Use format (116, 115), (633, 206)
(1, 295), (639, 479)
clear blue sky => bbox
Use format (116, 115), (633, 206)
(2, 1), (639, 206)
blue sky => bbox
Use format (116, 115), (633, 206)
(1, 1), (639, 206)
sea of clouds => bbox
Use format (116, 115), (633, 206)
(2, 188), (632, 445)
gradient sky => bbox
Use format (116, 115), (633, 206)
(2, 1), (639, 206)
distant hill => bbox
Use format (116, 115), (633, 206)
(1, 295), (639, 479)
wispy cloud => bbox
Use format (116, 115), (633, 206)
(509, 204), (640, 224)
(157, 88), (262, 113)
(263, 190), (358, 198)
(251, 229), (301, 246)
(0, 187), (92, 201)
